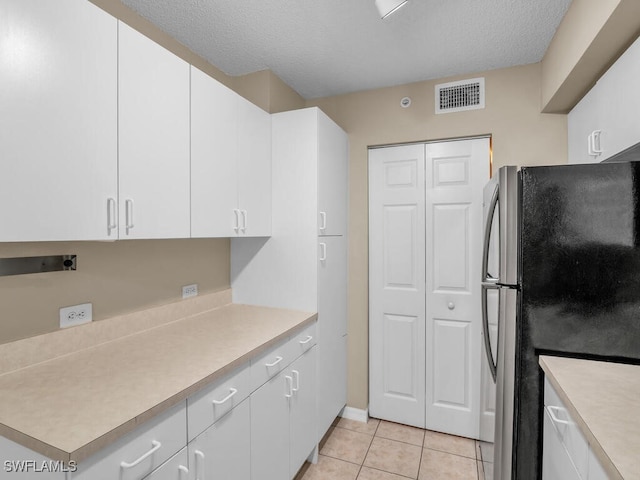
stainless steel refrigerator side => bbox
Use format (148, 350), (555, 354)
(494, 286), (518, 480)
(498, 166), (519, 287)
(494, 165), (519, 480)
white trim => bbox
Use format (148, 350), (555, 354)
(339, 406), (369, 423)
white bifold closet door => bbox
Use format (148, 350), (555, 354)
(369, 137), (489, 438)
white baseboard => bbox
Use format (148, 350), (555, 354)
(339, 406), (369, 423)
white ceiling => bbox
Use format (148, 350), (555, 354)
(120, 0), (573, 100)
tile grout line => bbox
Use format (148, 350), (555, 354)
(355, 419), (380, 479)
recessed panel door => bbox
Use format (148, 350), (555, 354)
(369, 144), (426, 428)
(425, 138), (489, 438)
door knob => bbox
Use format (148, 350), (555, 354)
(447, 302), (455, 310)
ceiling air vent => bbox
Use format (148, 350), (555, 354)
(435, 78), (485, 114)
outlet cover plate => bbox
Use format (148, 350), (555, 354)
(182, 284), (198, 299)
(60, 303), (93, 328)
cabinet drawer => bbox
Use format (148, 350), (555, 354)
(72, 402), (187, 480)
(142, 447), (188, 480)
(187, 363), (251, 441)
(290, 322), (317, 360)
(250, 337), (295, 391)
(543, 378), (588, 480)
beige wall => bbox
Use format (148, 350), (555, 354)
(541, 0), (640, 113)
(0, 239), (229, 344)
(307, 63), (567, 410)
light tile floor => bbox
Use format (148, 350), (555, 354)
(295, 417), (488, 480)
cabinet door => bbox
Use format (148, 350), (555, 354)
(542, 409), (582, 480)
(188, 399), (250, 480)
(237, 96), (272, 237)
(289, 346), (317, 477)
(568, 86), (603, 165)
(318, 236), (348, 341)
(598, 36), (640, 160)
(250, 371), (290, 480)
(118, 22), (190, 239)
(317, 334), (347, 440)
(142, 448), (188, 480)
(317, 110), (348, 236)
(0, 0), (117, 242)
(191, 66), (239, 238)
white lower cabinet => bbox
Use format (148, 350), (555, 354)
(542, 377), (610, 480)
(188, 399), (251, 480)
(251, 346), (318, 480)
(142, 448), (189, 480)
(542, 409), (582, 480)
(0, 326), (319, 480)
(72, 402), (187, 480)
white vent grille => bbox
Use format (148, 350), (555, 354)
(435, 78), (485, 114)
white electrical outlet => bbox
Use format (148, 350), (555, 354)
(182, 284), (198, 299)
(59, 303), (93, 328)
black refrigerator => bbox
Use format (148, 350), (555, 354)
(480, 149), (640, 480)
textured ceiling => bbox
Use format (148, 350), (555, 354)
(120, 0), (573, 100)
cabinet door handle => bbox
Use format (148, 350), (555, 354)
(592, 130), (602, 154)
(319, 242), (327, 262)
(265, 356), (283, 367)
(212, 387), (238, 405)
(194, 449), (205, 480)
(120, 440), (161, 469)
(178, 465), (189, 480)
(125, 199), (134, 233)
(546, 405), (570, 426)
(292, 369), (300, 393)
(299, 335), (313, 345)
(319, 211), (327, 231)
(107, 198), (117, 235)
(285, 375), (293, 398)
(241, 209), (247, 233)
(233, 209), (240, 233)
(587, 132), (594, 156)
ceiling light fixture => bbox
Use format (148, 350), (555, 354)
(375, 0), (408, 19)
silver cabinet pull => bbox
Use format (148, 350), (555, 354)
(212, 387), (238, 405)
(265, 356), (283, 367)
(447, 302), (455, 310)
(120, 440), (161, 469)
(125, 199), (134, 233)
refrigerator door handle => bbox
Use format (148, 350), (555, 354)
(481, 282), (498, 381)
(482, 183), (499, 284)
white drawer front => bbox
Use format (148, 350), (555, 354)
(72, 402), (187, 480)
(250, 337), (295, 391)
(142, 448), (188, 480)
(544, 378), (589, 480)
(290, 322), (317, 360)
(187, 363), (251, 441)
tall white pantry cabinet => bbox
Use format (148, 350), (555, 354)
(231, 107), (349, 443)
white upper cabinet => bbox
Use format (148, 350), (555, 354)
(568, 36), (640, 164)
(237, 95), (272, 237)
(191, 66), (239, 237)
(318, 114), (349, 236)
(118, 22), (190, 239)
(0, 0), (117, 242)
(191, 68), (271, 238)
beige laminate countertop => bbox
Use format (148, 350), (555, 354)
(539, 355), (640, 480)
(0, 303), (315, 464)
